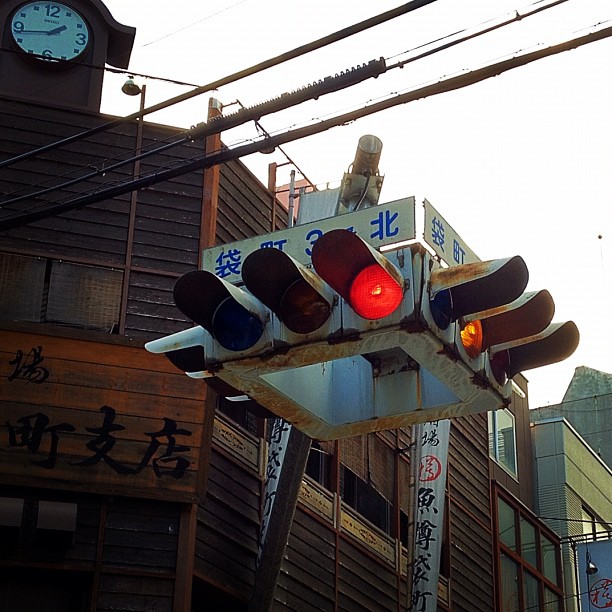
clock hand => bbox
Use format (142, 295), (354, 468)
(16, 25), (68, 35)
(47, 25), (68, 35)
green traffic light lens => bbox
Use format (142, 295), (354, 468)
(280, 279), (331, 334)
(212, 297), (264, 351)
(430, 289), (452, 330)
(349, 264), (403, 320)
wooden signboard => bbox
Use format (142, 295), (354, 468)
(0, 327), (207, 502)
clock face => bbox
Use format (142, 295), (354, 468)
(10, 2), (90, 62)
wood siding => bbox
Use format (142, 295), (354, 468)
(448, 414), (495, 611)
(0, 94), (538, 612)
(0, 326), (206, 501)
(0, 98), (287, 340)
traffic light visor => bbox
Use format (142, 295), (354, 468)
(173, 270), (265, 352)
(242, 248), (332, 334)
(459, 290), (555, 358)
(311, 228), (404, 320)
(429, 256), (529, 330)
(490, 320), (579, 384)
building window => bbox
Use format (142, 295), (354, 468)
(489, 408), (517, 476)
(0, 253), (122, 332)
(340, 465), (391, 534)
(494, 491), (564, 611)
(0, 495), (77, 558)
(305, 441), (331, 490)
(581, 505), (612, 541)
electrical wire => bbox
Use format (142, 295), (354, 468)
(141, 0), (252, 47)
(0, 58), (386, 209)
(0, 0), (438, 171)
(0, 132), (187, 208)
(3, 18), (611, 231)
(390, 0), (571, 69)
(0, 0), (570, 211)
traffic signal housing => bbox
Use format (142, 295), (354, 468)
(146, 228), (579, 439)
(420, 251), (579, 398)
(241, 248), (336, 338)
(311, 228), (405, 322)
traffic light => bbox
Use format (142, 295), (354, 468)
(420, 251), (579, 398)
(148, 228), (415, 377)
(173, 269), (268, 353)
(145, 268), (273, 375)
(145, 224), (579, 439)
(488, 321), (579, 386)
(311, 228), (407, 324)
(241, 247), (336, 338)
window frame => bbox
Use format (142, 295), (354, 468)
(488, 408), (518, 478)
(493, 488), (564, 612)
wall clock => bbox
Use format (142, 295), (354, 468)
(10, 1), (90, 63)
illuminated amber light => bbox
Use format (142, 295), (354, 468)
(460, 320), (484, 358)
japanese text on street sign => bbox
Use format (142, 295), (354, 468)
(423, 198), (479, 267)
(410, 419), (450, 612)
(202, 197), (415, 282)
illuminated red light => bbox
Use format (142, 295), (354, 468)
(349, 264), (403, 319)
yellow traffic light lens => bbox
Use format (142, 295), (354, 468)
(460, 320), (484, 359)
(350, 264), (403, 320)
(281, 279), (331, 334)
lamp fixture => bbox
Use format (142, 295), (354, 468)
(586, 551), (598, 575)
(121, 76), (142, 96)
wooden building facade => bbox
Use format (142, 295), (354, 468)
(0, 78), (564, 612)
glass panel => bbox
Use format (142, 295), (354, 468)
(543, 587), (560, 611)
(0, 253), (46, 322)
(520, 518), (538, 567)
(541, 534), (558, 584)
(498, 498), (517, 551)
(496, 409), (517, 475)
(500, 553), (520, 612)
(488, 412), (496, 459)
(524, 570), (540, 611)
(47, 262), (122, 331)
(582, 506), (595, 539)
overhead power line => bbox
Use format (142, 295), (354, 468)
(1, 59), (386, 210)
(0, 0), (437, 171)
(0, 0), (570, 210)
(3, 20), (611, 231)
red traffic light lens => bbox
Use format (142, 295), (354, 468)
(490, 350), (510, 385)
(349, 264), (403, 320)
(280, 279), (331, 334)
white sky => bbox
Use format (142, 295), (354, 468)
(100, 0), (612, 409)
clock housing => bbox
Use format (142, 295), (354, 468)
(10, 2), (91, 64)
(0, 0), (135, 111)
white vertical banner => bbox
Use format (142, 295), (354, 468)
(257, 418), (292, 563)
(410, 419), (451, 611)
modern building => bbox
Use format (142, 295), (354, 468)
(532, 366), (612, 469)
(531, 370), (612, 612)
(0, 1), (573, 610)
